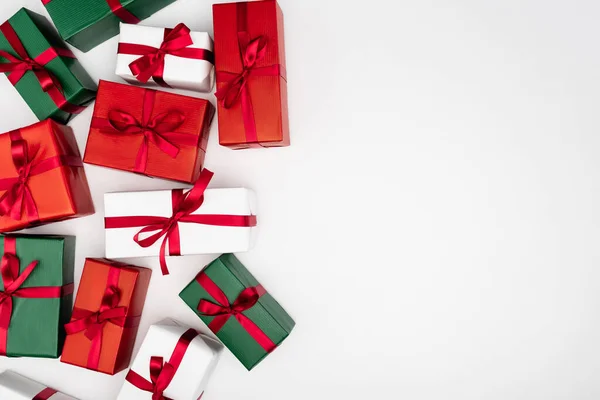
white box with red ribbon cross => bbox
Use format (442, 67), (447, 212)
(0, 371), (77, 400)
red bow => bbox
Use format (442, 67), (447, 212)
(125, 328), (199, 400)
(0, 237), (73, 355)
(0, 21), (84, 115)
(118, 23), (214, 87)
(64, 269), (129, 370)
(104, 169), (257, 275)
(90, 88), (189, 174)
(195, 272), (276, 353)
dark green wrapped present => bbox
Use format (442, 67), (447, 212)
(0, 235), (75, 358)
(0, 8), (96, 124)
(42, 0), (178, 52)
(180, 254), (295, 370)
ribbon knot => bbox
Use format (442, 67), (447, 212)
(148, 356), (176, 400)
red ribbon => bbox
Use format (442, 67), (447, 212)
(33, 388), (58, 400)
(64, 265), (140, 370)
(125, 328), (199, 400)
(215, 2), (283, 144)
(118, 23), (215, 87)
(90, 88), (199, 174)
(0, 236), (74, 356)
(0, 129), (83, 222)
(196, 272), (276, 353)
(41, 0), (141, 24)
(0, 21), (85, 115)
(104, 169), (257, 275)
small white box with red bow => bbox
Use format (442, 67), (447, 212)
(116, 23), (215, 92)
(0, 371), (77, 400)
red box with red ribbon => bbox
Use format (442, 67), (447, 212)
(0, 120), (94, 233)
(213, 0), (290, 149)
(83, 80), (215, 183)
(60, 258), (152, 375)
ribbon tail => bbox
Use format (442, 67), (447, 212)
(86, 330), (103, 370)
(159, 236), (170, 276)
(135, 138), (149, 174)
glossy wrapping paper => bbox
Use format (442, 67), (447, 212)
(0, 8), (96, 124)
(43, 0), (178, 52)
(0, 120), (94, 233)
(0, 371), (78, 400)
(213, 0), (290, 148)
(84, 80), (214, 183)
(61, 258), (152, 375)
(179, 254), (295, 370)
(0, 235), (74, 358)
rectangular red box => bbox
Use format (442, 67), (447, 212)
(84, 80), (214, 183)
(60, 258), (152, 375)
(213, 0), (290, 149)
(0, 120), (94, 233)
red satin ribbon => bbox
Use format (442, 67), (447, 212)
(0, 21), (85, 115)
(195, 272), (276, 353)
(0, 129), (83, 222)
(0, 236), (74, 356)
(90, 88), (198, 174)
(125, 328), (199, 400)
(118, 23), (215, 87)
(64, 265), (140, 370)
(103, 169), (257, 275)
(41, 0), (140, 24)
(215, 2), (283, 144)
(33, 388), (58, 400)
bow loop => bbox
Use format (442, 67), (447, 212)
(149, 356), (176, 400)
(108, 110), (143, 133)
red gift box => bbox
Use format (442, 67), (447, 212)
(83, 80), (214, 183)
(0, 120), (94, 232)
(213, 0), (290, 149)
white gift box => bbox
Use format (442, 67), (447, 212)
(104, 188), (258, 259)
(116, 23), (215, 92)
(0, 371), (77, 400)
(117, 322), (222, 400)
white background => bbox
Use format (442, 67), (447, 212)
(1, 0), (600, 399)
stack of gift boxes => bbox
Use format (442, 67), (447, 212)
(0, 0), (294, 398)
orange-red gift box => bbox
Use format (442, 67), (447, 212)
(60, 258), (151, 375)
(83, 80), (214, 183)
(0, 119), (94, 233)
(213, 0), (290, 149)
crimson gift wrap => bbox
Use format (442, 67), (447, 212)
(0, 235), (75, 358)
(42, 0), (178, 52)
(0, 120), (95, 233)
(61, 258), (151, 375)
(84, 80), (214, 184)
(213, 0), (290, 149)
(0, 8), (96, 124)
(179, 254), (295, 370)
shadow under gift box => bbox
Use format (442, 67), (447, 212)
(0, 120), (95, 233)
(42, 0), (178, 53)
(180, 254), (295, 371)
(0, 370), (78, 399)
(213, 0), (290, 149)
(0, 235), (74, 358)
(83, 80), (214, 184)
(0, 8), (96, 124)
(60, 258), (151, 375)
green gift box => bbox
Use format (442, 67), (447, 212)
(179, 254), (295, 370)
(0, 235), (75, 358)
(0, 8), (96, 124)
(43, 0), (178, 52)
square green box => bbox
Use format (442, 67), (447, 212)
(0, 235), (75, 358)
(180, 254), (295, 370)
(44, 0), (178, 52)
(0, 8), (96, 124)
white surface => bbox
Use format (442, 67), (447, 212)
(1, 0), (600, 399)
(104, 188), (256, 258)
(116, 23), (214, 92)
(117, 322), (222, 400)
(0, 371), (77, 400)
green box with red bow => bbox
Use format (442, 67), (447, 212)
(0, 8), (96, 124)
(0, 235), (75, 358)
(179, 253), (295, 370)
